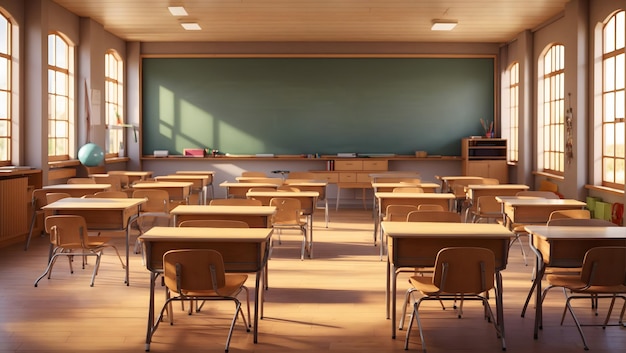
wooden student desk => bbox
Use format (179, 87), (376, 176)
(436, 175), (485, 193)
(42, 183), (111, 197)
(523, 225), (626, 339)
(464, 184), (530, 220)
(170, 205), (276, 228)
(246, 190), (318, 258)
(139, 226), (273, 346)
(174, 171), (215, 201)
(382, 221), (512, 340)
(219, 181), (280, 198)
(282, 180), (329, 227)
(496, 196), (587, 226)
(108, 170), (153, 184)
(154, 175), (210, 205)
(42, 197), (146, 285)
(131, 181), (193, 204)
(374, 192), (456, 257)
(371, 181), (440, 218)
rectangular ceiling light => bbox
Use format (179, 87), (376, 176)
(168, 6), (188, 16)
(181, 22), (202, 31)
(431, 20), (458, 31)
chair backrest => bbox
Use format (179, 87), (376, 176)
(45, 215), (87, 247)
(384, 205), (419, 221)
(481, 178), (500, 185)
(417, 204), (444, 211)
(579, 247), (626, 287)
(392, 187), (423, 193)
(67, 178), (96, 184)
(83, 190), (129, 198)
(476, 195), (501, 214)
(178, 219), (249, 228)
(163, 249), (226, 293)
(46, 192), (71, 204)
(247, 187), (277, 192)
(406, 210), (462, 223)
(515, 190), (560, 199)
(376, 177), (422, 183)
(269, 197), (302, 225)
(132, 189), (170, 213)
(539, 180), (559, 193)
(547, 218), (618, 227)
(31, 189), (49, 211)
(451, 178), (484, 198)
(433, 247), (496, 294)
(548, 209), (591, 221)
(91, 175), (124, 191)
(209, 198), (263, 206)
(241, 171), (267, 177)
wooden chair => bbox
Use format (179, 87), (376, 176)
(416, 204), (444, 211)
(24, 189), (50, 251)
(67, 178), (96, 184)
(209, 199), (263, 206)
(34, 215), (125, 287)
(541, 246), (626, 350)
(470, 195), (502, 223)
(269, 197), (308, 260)
(277, 185), (301, 192)
(131, 189), (172, 253)
(403, 247), (505, 352)
(392, 187), (423, 193)
(384, 205), (419, 222)
(406, 210), (462, 223)
(451, 178), (484, 213)
(148, 249), (250, 352)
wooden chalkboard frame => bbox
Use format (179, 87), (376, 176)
(141, 55), (496, 157)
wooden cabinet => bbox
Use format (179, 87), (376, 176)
(0, 169), (42, 245)
(461, 138), (508, 183)
(334, 159), (388, 187)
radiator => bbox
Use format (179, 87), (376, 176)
(0, 177), (28, 240)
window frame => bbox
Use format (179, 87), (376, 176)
(47, 32), (75, 162)
(0, 11), (11, 166)
(104, 50), (124, 157)
(507, 62), (519, 163)
(538, 44), (566, 175)
(600, 10), (626, 189)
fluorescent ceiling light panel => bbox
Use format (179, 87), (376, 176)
(168, 6), (188, 16)
(181, 22), (202, 30)
(431, 20), (458, 31)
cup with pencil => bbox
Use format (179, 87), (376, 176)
(480, 118), (494, 138)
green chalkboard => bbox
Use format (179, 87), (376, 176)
(141, 57), (494, 156)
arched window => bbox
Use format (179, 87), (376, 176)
(507, 62), (519, 163)
(538, 44), (565, 174)
(0, 11), (11, 166)
(48, 33), (74, 160)
(105, 50), (124, 155)
(601, 10), (625, 188)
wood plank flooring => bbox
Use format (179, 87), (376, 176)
(0, 208), (624, 352)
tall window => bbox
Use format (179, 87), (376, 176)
(48, 33), (74, 160)
(539, 44), (565, 174)
(0, 12), (11, 166)
(602, 11), (625, 188)
(105, 50), (123, 155)
(507, 62), (519, 163)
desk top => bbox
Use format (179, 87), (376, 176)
(375, 192), (454, 200)
(174, 170), (215, 175)
(246, 191), (319, 198)
(382, 221), (512, 238)
(154, 175), (209, 186)
(524, 225), (626, 240)
(132, 181), (193, 188)
(108, 170), (153, 177)
(140, 226), (273, 242)
(43, 197), (146, 210)
(220, 181), (280, 188)
(43, 183), (111, 190)
(466, 184), (529, 190)
(496, 196), (586, 207)
(372, 182), (440, 189)
(437, 175), (485, 181)
(282, 180), (328, 186)
(170, 205), (276, 216)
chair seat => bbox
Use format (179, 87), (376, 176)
(547, 274), (626, 293)
(183, 274), (248, 297)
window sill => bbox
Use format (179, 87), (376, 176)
(105, 156), (130, 164)
(48, 159), (80, 168)
(532, 170), (564, 181)
(584, 184), (624, 196)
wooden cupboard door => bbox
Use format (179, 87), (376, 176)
(334, 160), (363, 171)
(363, 160), (388, 171)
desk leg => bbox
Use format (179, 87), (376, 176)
(386, 260), (391, 320)
(308, 214), (314, 258)
(495, 271), (506, 340)
(254, 269), (261, 343)
(391, 264), (398, 339)
(530, 236), (545, 339)
(125, 224), (130, 285)
(145, 271), (158, 351)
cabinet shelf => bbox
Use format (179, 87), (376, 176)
(461, 138), (508, 183)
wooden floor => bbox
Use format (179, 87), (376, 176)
(1, 208), (624, 353)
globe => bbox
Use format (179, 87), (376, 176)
(78, 143), (105, 167)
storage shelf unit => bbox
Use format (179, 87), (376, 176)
(461, 138), (508, 183)
(0, 169), (42, 245)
